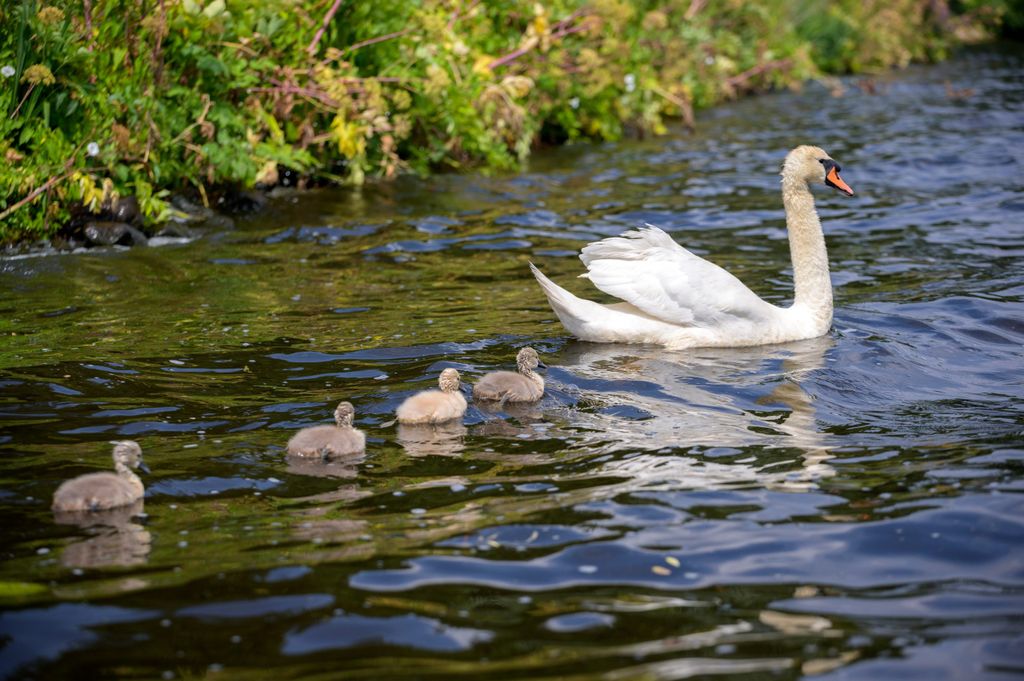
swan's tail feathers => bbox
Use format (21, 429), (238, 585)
(529, 261), (687, 345)
(530, 263), (576, 316)
(529, 263), (597, 336)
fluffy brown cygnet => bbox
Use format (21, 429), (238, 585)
(472, 347), (545, 403)
(396, 368), (467, 425)
(286, 401), (365, 458)
(52, 441), (149, 513)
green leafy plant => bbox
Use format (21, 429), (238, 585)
(0, 0), (1003, 244)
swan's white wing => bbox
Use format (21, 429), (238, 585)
(580, 225), (776, 327)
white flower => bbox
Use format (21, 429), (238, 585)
(568, 97), (579, 110)
(86, 142), (100, 157)
(1, 65), (14, 78)
(705, 56), (715, 66)
(624, 73), (636, 93)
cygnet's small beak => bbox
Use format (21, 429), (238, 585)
(824, 163), (854, 196)
(137, 461), (151, 475)
(537, 360), (548, 370)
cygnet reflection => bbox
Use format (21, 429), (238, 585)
(285, 450), (366, 479)
(53, 499), (151, 568)
(396, 421), (468, 457)
(472, 399), (548, 438)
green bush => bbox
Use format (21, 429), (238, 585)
(0, 0), (1001, 244)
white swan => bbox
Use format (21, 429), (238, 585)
(530, 145), (854, 349)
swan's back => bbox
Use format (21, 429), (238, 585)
(52, 472), (142, 512)
(580, 226), (776, 328)
(287, 425), (365, 458)
(473, 371), (544, 402)
(396, 390), (467, 424)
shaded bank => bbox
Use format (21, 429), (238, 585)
(0, 0), (1011, 244)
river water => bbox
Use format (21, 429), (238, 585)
(1, 46), (1023, 680)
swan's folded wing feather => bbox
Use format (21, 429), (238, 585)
(580, 226), (775, 327)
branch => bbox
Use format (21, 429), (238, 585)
(249, 85), (340, 108)
(726, 59), (792, 89)
(170, 95), (214, 145)
(447, 0), (481, 30)
(307, 0), (345, 57)
(0, 145), (79, 223)
(83, 0), (94, 50)
(650, 85), (695, 130)
(345, 28), (410, 53)
(684, 0), (707, 21)
(488, 11), (591, 71)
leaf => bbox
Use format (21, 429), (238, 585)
(0, 581), (47, 598)
(202, 0), (226, 18)
(197, 55), (228, 78)
(330, 117), (365, 159)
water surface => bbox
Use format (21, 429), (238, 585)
(1, 46), (1023, 680)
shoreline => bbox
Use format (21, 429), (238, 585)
(0, 1), (1009, 248)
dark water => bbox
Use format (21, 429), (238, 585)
(2, 46), (1024, 680)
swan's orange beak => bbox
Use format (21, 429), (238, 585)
(825, 166), (854, 196)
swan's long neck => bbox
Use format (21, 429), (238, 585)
(781, 178), (833, 329)
(115, 461), (141, 485)
(518, 365), (544, 387)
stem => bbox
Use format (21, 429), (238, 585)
(307, 0), (345, 56)
(0, 171), (71, 222)
(83, 0), (94, 50)
(10, 82), (36, 119)
(650, 85), (695, 130)
(447, 0), (480, 30)
(684, 0), (707, 21)
(249, 85), (339, 107)
(488, 11), (590, 71)
(345, 28), (410, 54)
(726, 58), (792, 90)
(152, 0), (167, 87)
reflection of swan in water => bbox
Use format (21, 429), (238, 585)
(285, 451), (371, 507)
(758, 348), (835, 488)
(396, 422), (468, 458)
(285, 451), (365, 479)
(284, 454), (371, 546)
(472, 399), (549, 439)
(54, 500), (151, 568)
(553, 336), (835, 489)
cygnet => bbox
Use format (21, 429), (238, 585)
(396, 368), (467, 425)
(287, 401), (365, 458)
(52, 441), (149, 513)
(473, 347), (545, 403)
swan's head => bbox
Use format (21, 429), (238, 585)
(783, 145), (854, 196)
(111, 440), (149, 474)
(333, 401), (355, 428)
(438, 368), (461, 393)
(516, 347), (544, 373)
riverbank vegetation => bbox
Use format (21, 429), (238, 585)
(0, 0), (1014, 244)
